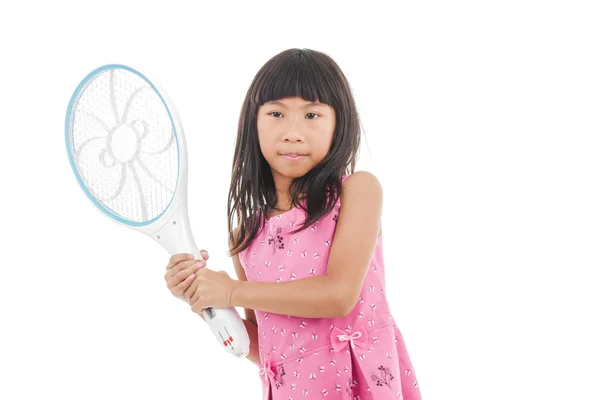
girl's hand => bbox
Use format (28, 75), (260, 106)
(190, 268), (240, 315)
(164, 250), (209, 302)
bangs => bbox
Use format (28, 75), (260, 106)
(251, 52), (337, 107)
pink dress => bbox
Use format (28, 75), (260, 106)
(238, 176), (422, 400)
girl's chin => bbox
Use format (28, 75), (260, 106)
(272, 166), (310, 180)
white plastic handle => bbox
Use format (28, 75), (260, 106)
(203, 307), (250, 357)
(151, 205), (250, 357)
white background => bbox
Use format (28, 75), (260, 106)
(1, 1), (598, 399)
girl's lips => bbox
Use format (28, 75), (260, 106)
(281, 153), (307, 160)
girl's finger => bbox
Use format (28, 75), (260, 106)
(167, 253), (194, 270)
(174, 273), (196, 295)
(168, 266), (200, 290)
(171, 259), (205, 275)
(175, 262), (203, 281)
(182, 275), (199, 300)
(190, 288), (200, 306)
(200, 250), (209, 261)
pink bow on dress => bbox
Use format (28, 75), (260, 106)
(330, 326), (368, 352)
(259, 356), (275, 384)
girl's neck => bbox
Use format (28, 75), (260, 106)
(268, 197), (293, 219)
(272, 172), (293, 211)
(270, 171), (307, 214)
(273, 201), (292, 213)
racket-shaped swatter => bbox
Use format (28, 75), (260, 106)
(65, 64), (249, 358)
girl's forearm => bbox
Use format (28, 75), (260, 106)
(242, 318), (261, 367)
(231, 276), (346, 318)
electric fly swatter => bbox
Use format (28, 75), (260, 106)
(65, 64), (249, 358)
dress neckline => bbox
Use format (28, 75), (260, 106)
(266, 205), (301, 222)
(265, 175), (347, 223)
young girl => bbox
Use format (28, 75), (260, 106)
(164, 48), (422, 400)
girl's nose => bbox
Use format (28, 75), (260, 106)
(282, 130), (304, 142)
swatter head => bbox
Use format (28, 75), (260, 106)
(65, 65), (250, 357)
(65, 64), (186, 229)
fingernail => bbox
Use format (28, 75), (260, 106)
(187, 254), (194, 259)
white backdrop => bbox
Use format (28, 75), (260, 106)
(1, 1), (598, 399)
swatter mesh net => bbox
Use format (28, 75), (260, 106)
(69, 68), (178, 223)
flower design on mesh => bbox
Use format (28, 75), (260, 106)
(71, 68), (177, 222)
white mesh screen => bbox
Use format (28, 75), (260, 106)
(68, 67), (178, 223)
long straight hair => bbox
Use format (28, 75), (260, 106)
(228, 48), (361, 256)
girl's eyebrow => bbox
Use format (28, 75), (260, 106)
(265, 100), (328, 108)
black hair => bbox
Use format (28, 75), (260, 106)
(228, 48), (361, 255)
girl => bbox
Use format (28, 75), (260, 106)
(164, 48), (422, 400)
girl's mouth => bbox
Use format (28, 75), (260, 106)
(280, 153), (307, 160)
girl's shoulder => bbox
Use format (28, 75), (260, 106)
(340, 171), (382, 196)
(337, 172), (383, 233)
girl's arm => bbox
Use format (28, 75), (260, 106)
(231, 171), (383, 318)
(230, 227), (261, 366)
(241, 318), (260, 366)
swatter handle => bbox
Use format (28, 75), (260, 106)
(151, 204), (200, 257)
(151, 204), (250, 357)
(203, 307), (250, 358)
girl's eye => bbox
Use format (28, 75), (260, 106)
(268, 112), (320, 119)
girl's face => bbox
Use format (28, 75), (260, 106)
(257, 97), (336, 183)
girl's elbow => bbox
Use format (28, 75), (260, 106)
(335, 290), (358, 317)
